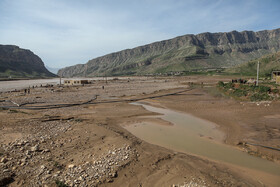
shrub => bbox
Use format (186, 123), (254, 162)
(53, 161), (63, 170)
(271, 89), (279, 94)
(218, 81), (225, 87)
(233, 89), (247, 97)
(257, 85), (271, 93)
(217, 80), (277, 101)
(224, 82), (234, 89)
(250, 93), (271, 101)
(55, 180), (68, 187)
(249, 85), (270, 93)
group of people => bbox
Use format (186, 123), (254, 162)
(24, 88), (30, 94)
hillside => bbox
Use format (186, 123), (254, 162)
(58, 28), (280, 77)
(0, 45), (56, 78)
(227, 51), (280, 77)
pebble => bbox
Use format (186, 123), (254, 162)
(0, 157), (8, 163)
(0, 108), (137, 186)
(68, 164), (76, 169)
(0, 120), (72, 186)
(30, 145), (39, 152)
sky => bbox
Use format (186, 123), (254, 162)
(0, 0), (279, 69)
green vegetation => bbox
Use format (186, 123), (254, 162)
(7, 109), (29, 114)
(0, 45), (56, 78)
(227, 51), (280, 77)
(53, 161), (64, 170)
(8, 109), (20, 113)
(55, 180), (68, 187)
(0, 107), (8, 111)
(147, 51), (280, 77)
(74, 118), (83, 123)
(217, 81), (279, 101)
(58, 29), (280, 77)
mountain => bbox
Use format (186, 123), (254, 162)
(0, 45), (56, 78)
(227, 51), (280, 77)
(46, 66), (59, 74)
(58, 28), (280, 77)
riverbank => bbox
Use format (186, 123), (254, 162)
(0, 76), (279, 186)
(153, 86), (280, 163)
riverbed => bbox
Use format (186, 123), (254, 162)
(0, 77), (134, 92)
(125, 102), (280, 176)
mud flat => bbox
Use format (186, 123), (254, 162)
(0, 76), (279, 186)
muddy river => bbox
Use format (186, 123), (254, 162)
(125, 102), (280, 176)
(0, 77), (132, 92)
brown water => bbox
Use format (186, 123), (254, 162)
(125, 102), (280, 176)
(0, 77), (133, 92)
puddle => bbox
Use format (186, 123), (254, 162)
(125, 102), (280, 176)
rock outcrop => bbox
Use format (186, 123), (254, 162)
(0, 45), (56, 78)
(58, 28), (280, 77)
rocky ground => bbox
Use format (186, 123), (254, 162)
(0, 76), (279, 186)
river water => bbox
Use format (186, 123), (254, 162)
(0, 78), (61, 92)
(125, 102), (280, 176)
(0, 77), (131, 92)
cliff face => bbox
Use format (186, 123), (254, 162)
(58, 28), (280, 77)
(0, 45), (56, 78)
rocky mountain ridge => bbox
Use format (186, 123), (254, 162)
(58, 28), (280, 77)
(0, 45), (55, 78)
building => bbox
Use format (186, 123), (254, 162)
(277, 76), (280, 85)
(272, 70), (280, 84)
(64, 80), (89, 85)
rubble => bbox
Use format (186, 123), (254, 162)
(1, 77), (273, 186)
(56, 145), (134, 186)
(0, 120), (72, 186)
(0, 117), (135, 186)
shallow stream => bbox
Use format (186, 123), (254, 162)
(125, 102), (280, 175)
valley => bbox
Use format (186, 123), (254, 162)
(0, 76), (279, 186)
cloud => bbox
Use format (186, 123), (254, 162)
(0, 0), (279, 68)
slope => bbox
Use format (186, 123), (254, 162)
(227, 51), (280, 77)
(58, 28), (280, 77)
(0, 45), (56, 78)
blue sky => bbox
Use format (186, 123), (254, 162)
(0, 0), (279, 68)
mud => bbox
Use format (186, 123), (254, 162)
(0, 76), (279, 186)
